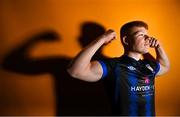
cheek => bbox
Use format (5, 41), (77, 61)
(130, 37), (144, 49)
(133, 40), (146, 50)
(134, 39), (143, 47)
(138, 38), (145, 44)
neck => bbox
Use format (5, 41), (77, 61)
(124, 51), (142, 61)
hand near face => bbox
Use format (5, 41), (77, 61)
(149, 37), (160, 48)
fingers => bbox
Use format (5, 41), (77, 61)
(102, 29), (117, 44)
(106, 29), (115, 33)
(105, 29), (116, 38)
(149, 37), (160, 48)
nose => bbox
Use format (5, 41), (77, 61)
(144, 35), (150, 40)
(144, 35), (151, 45)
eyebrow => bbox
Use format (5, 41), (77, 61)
(131, 31), (145, 36)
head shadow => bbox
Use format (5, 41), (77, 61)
(78, 21), (109, 60)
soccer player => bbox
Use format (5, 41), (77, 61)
(67, 21), (170, 116)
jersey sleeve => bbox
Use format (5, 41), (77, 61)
(154, 61), (160, 75)
(98, 60), (108, 79)
(98, 58), (116, 79)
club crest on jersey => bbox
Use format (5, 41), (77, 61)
(127, 66), (136, 71)
(144, 77), (150, 84)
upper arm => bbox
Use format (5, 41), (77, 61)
(69, 60), (104, 82)
(87, 61), (104, 81)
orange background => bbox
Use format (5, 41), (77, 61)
(0, 0), (180, 115)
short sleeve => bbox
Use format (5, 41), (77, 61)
(154, 61), (160, 75)
(98, 60), (108, 79)
(98, 58), (117, 79)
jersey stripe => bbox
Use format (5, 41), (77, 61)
(98, 60), (108, 79)
(145, 95), (152, 116)
(128, 73), (138, 116)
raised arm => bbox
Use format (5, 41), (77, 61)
(1, 30), (60, 74)
(67, 29), (116, 82)
(149, 38), (170, 76)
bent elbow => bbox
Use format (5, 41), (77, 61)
(67, 67), (100, 82)
(67, 67), (76, 78)
(164, 61), (170, 73)
(158, 64), (170, 76)
(67, 67), (81, 78)
(165, 64), (170, 73)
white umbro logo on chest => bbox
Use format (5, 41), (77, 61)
(146, 64), (154, 72)
(127, 66), (136, 71)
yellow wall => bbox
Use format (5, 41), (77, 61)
(0, 0), (179, 115)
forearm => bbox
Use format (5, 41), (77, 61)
(149, 37), (170, 75)
(67, 36), (105, 75)
(155, 44), (170, 74)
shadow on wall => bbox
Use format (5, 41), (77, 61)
(1, 21), (113, 116)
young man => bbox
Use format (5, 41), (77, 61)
(67, 21), (170, 116)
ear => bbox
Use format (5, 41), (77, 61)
(122, 36), (129, 45)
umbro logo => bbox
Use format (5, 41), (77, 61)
(146, 64), (154, 72)
(127, 66), (136, 71)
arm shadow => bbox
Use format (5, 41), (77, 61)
(1, 23), (113, 115)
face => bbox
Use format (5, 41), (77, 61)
(127, 26), (150, 54)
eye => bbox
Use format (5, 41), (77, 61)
(137, 33), (144, 37)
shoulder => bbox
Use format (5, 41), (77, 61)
(143, 59), (159, 67)
(98, 57), (122, 67)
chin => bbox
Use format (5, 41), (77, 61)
(135, 48), (149, 54)
(142, 50), (149, 54)
(139, 49), (149, 54)
(142, 52), (148, 54)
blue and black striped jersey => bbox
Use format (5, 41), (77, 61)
(99, 55), (160, 116)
